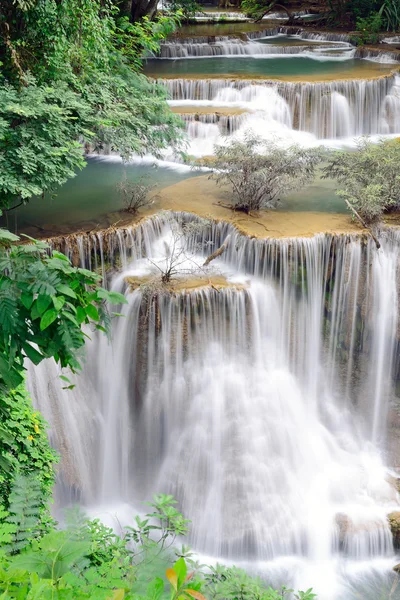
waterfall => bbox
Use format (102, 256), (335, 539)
(30, 217), (400, 595)
(245, 27), (353, 43)
(163, 75), (400, 139)
(158, 40), (351, 58)
(182, 112), (247, 135)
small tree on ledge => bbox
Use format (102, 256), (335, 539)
(206, 134), (322, 214)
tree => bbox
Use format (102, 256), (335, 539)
(323, 138), (400, 225)
(241, 0), (297, 23)
(0, 0), (183, 214)
(207, 134), (322, 214)
(169, 0), (202, 23)
(145, 215), (211, 284)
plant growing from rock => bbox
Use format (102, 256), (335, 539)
(117, 174), (158, 214)
(207, 134), (322, 214)
(144, 214), (213, 285)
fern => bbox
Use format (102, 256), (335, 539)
(0, 290), (18, 335)
(4, 474), (42, 553)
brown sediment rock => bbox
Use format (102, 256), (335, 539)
(125, 274), (247, 294)
(151, 174), (372, 238)
(147, 67), (397, 83)
(388, 512), (400, 548)
(171, 106), (248, 116)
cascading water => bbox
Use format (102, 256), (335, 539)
(163, 75), (400, 144)
(29, 216), (400, 600)
(158, 40), (352, 58)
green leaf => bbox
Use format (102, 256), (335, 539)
(0, 354), (23, 389)
(30, 302), (41, 321)
(97, 289), (127, 304)
(52, 296), (65, 311)
(146, 578), (164, 600)
(85, 303), (99, 321)
(52, 251), (69, 262)
(56, 284), (76, 299)
(40, 309), (58, 331)
(174, 557), (187, 587)
(21, 292), (33, 310)
(36, 294), (52, 316)
(22, 342), (43, 365)
(0, 229), (20, 244)
(76, 306), (86, 324)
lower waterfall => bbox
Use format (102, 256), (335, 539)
(29, 216), (400, 600)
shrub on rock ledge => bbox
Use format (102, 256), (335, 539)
(323, 138), (400, 225)
(207, 134), (322, 214)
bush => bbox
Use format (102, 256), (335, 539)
(323, 138), (400, 224)
(116, 175), (157, 214)
(356, 12), (383, 43)
(0, 384), (57, 517)
(0, 482), (317, 600)
(207, 134), (322, 213)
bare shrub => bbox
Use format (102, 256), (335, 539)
(116, 174), (157, 214)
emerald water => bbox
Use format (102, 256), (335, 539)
(145, 55), (389, 79)
(1, 158), (198, 236)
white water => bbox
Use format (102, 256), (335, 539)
(29, 216), (400, 599)
(163, 75), (400, 151)
(148, 29), (400, 155)
(158, 39), (353, 58)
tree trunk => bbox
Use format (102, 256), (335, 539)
(343, 198), (381, 249)
(255, 3), (295, 23)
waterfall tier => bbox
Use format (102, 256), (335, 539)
(163, 75), (400, 139)
(181, 111), (247, 135)
(158, 40), (351, 58)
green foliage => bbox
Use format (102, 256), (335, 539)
(207, 134), (322, 213)
(116, 14), (180, 67)
(379, 0), (400, 31)
(168, 0), (202, 23)
(241, 0), (277, 20)
(323, 138), (400, 224)
(0, 82), (88, 211)
(0, 485), (317, 599)
(0, 0), (183, 213)
(0, 231), (127, 393)
(204, 564), (317, 600)
(0, 474), (43, 553)
(356, 12), (383, 43)
(0, 384), (57, 513)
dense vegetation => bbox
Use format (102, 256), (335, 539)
(239, 0), (400, 33)
(0, 0), (183, 213)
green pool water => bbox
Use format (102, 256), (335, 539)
(144, 56), (391, 79)
(1, 158), (199, 237)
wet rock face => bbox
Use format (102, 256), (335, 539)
(388, 512), (400, 549)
